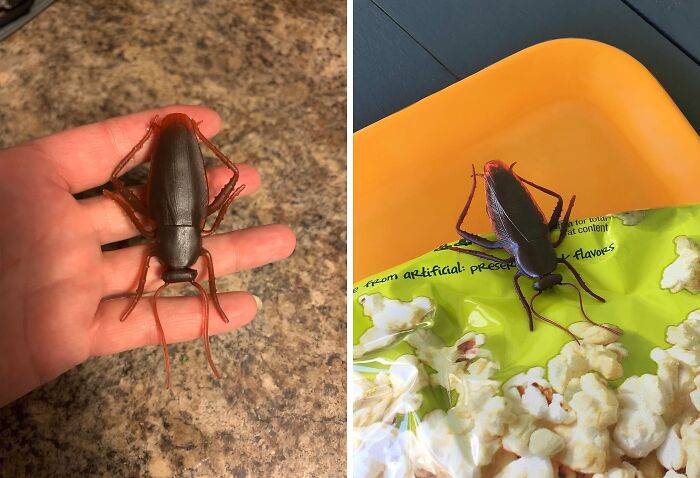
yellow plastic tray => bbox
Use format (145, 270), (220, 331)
(354, 38), (700, 280)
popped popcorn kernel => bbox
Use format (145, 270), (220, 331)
(613, 409), (667, 458)
(656, 424), (686, 471)
(661, 236), (700, 294)
(528, 428), (565, 457)
(416, 409), (479, 477)
(611, 210), (647, 226)
(569, 321), (622, 345)
(617, 374), (667, 416)
(650, 347), (695, 417)
(555, 423), (611, 473)
(569, 373), (618, 429)
(664, 313), (700, 368)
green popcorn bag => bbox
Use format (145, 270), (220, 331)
(352, 204), (700, 478)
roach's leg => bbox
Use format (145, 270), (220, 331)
(552, 196), (575, 248)
(152, 283), (171, 388)
(203, 185), (245, 236)
(561, 283), (621, 336)
(558, 258), (605, 302)
(450, 247), (524, 327)
(110, 116), (159, 180)
(510, 163), (564, 231)
(191, 118), (246, 221)
(207, 177), (245, 217)
(191, 281), (222, 379)
(105, 117), (158, 223)
(119, 250), (154, 321)
(513, 271), (534, 331)
(103, 190), (155, 239)
(108, 179), (149, 217)
(456, 164), (502, 249)
(449, 247), (513, 264)
(530, 292), (580, 344)
(201, 248), (229, 323)
(191, 119), (241, 177)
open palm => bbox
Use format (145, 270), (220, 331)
(0, 106), (295, 406)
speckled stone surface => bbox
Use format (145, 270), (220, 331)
(0, 1), (346, 476)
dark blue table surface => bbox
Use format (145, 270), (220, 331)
(354, 0), (700, 133)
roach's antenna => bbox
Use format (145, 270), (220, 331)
(191, 281), (221, 379)
(152, 283), (171, 388)
(530, 291), (581, 344)
(560, 283), (622, 336)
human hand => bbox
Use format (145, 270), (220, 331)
(0, 105), (296, 406)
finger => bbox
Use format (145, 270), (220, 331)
(81, 163), (261, 245)
(101, 224), (296, 297)
(18, 105), (221, 194)
(90, 291), (257, 357)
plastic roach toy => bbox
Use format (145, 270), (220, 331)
(104, 113), (244, 387)
(450, 160), (621, 341)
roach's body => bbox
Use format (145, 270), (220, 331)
(105, 113), (245, 387)
(450, 160), (620, 341)
(149, 115), (208, 282)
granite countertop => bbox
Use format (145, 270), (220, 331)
(0, 1), (346, 476)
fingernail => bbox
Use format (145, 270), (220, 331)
(252, 295), (263, 310)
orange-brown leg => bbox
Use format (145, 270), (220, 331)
(191, 118), (239, 173)
(190, 118), (244, 216)
(110, 116), (159, 179)
(152, 283), (171, 388)
(511, 162), (565, 231)
(103, 190), (155, 239)
(105, 116), (159, 225)
(119, 250), (155, 321)
(191, 281), (221, 379)
(202, 185), (245, 236)
(107, 180), (150, 217)
(456, 164), (502, 249)
(206, 179), (245, 217)
(201, 248), (229, 323)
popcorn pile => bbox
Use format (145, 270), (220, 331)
(353, 355), (429, 477)
(409, 329), (509, 474)
(354, 295), (700, 477)
(493, 320), (625, 477)
(354, 326), (508, 477)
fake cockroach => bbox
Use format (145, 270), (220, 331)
(450, 160), (621, 341)
(104, 113), (244, 387)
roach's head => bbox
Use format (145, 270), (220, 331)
(533, 273), (562, 291)
(483, 160), (509, 175)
